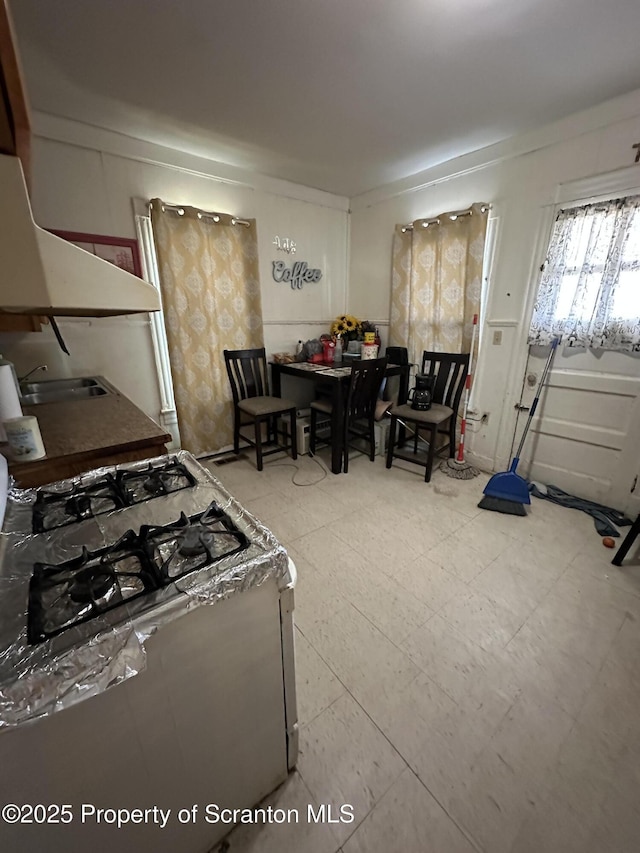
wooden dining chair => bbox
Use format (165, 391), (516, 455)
(224, 348), (297, 471)
(309, 357), (388, 472)
(386, 351), (469, 482)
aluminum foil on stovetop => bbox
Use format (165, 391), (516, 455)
(0, 451), (291, 727)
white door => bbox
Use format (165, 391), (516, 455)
(513, 345), (640, 515)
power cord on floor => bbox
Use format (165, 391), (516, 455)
(270, 452), (330, 486)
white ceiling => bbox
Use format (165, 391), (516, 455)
(10, 0), (640, 197)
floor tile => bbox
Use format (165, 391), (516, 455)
(503, 627), (598, 718)
(411, 702), (505, 814)
(329, 508), (422, 566)
(297, 693), (406, 845)
(342, 768), (477, 853)
(219, 770), (340, 853)
(484, 690), (574, 786)
(586, 771), (640, 853)
(438, 589), (525, 652)
(509, 785), (596, 853)
(606, 611), (640, 680)
(455, 516), (516, 562)
(447, 748), (545, 853)
(469, 556), (556, 621)
(348, 573), (434, 645)
(401, 614), (519, 725)
(356, 670), (456, 763)
(575, 655), (640, 756)
(557, 560), (640, 619)
(294, 628), (346, 727)
(518, 587), (624, 670)
(427, 534), (495, 583)
(393, 554), (469, 612)
(243, 492), (327, 544)
(303, 602), (421, 700)
(290, 554), (351, 634)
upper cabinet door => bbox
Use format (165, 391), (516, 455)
(0, 0), (31, 188)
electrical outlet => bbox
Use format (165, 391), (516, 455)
(492, 330), (502, 345)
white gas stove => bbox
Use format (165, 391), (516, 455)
(0, 452), (298, 853)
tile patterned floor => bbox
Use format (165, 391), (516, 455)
(207, 449), (640, 853)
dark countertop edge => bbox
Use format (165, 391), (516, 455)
(7, 376), (171, 477)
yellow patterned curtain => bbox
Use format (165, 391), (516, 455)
(150, 200), (263, 454)
(390, 203), (489, 365)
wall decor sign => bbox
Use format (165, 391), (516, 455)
(272, 260), (322, 290)
(273, 235), (297, 254)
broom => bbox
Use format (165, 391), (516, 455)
(440, 314), (480, 480)
(478, 337), (559, 515)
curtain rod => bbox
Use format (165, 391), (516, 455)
(155, 201), (251, 227)
(401, 203), (491, 233)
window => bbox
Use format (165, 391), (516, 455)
(528, 195), (640, 352)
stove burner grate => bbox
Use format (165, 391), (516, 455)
(33, 477), (124, 533)
(27, 502), (251, 644)
(141, 504), (251, 581)
(117, 460), (197, 505)
(27, 533), (156, 644)
(32, 458), (197, 533)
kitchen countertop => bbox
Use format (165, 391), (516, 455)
(6, 377), (171, 487)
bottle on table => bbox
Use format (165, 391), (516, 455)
(334, 336), (343, 363)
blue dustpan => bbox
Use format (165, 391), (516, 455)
(482, 457), (531, 504)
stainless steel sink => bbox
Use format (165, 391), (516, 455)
(20, 377), (101, 394)
(20, 377), (110, 405)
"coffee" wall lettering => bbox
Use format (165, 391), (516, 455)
(272, 260), (322, 290)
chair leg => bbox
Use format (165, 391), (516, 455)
(233, 409), (240, 454)
(255, 418), (264, 471)
(343, 421), (350, 473)
(309, 408), (317, 455)
(386, 417), (397, 469)
(448, 416), (456, 457)
(289, 409), (298, 460)
(368, 416), (376, 462)
(425, 426), (437, 482)
(612, 514), (640, 566)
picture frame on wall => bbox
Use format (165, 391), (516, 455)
(49, 230), (143, 279)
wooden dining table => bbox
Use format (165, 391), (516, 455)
(270, 359), (410, 474)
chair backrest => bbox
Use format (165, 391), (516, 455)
(383, 346), (409, 404)
(385, 346), (409, 366)
(224, 348), (270, 404)
(347, 357), (388, 422)
(420, 351), (469, 413)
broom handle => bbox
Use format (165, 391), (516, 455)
(456, 314), (478, 463)
(514, 337), (559, 461)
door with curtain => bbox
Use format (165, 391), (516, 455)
(390, 203), (489, 368)
(516, 192), (640, 513)
(151, 201), (264, 455)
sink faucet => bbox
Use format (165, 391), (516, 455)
(19, 364), (48, 382)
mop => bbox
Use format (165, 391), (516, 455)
(478, 337), (559, 515)
(440, 313), (480, 479)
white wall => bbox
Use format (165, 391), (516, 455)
(0, 117), (349, 424)
(349, 88), (640, 472)
(3, 89), (640, 472)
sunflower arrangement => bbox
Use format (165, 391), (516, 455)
(331, 314), (362, 341)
